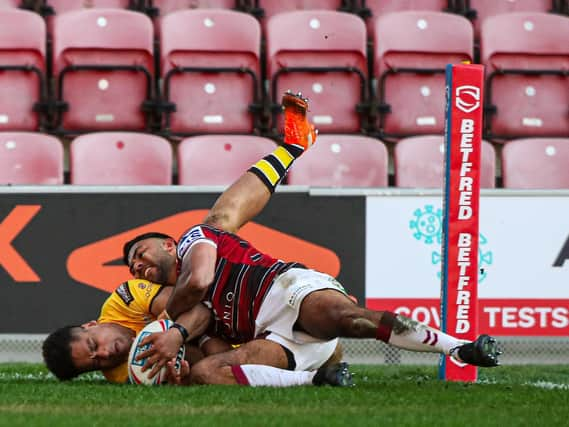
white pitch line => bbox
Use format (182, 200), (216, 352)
(525, 381), (569, 391)
(0, 371), (104, 381)
(469, 378), (569, 390)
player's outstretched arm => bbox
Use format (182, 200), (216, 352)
(204, 91), (317, 234)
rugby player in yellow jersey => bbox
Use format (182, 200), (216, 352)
(43, 277), (347, 386)
(93, 280), (166, 383)
(43, 278), (211, 383)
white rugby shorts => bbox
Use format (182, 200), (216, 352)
(255, 268), (347, 371)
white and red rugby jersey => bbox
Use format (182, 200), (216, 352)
(177, 224), (305, 343)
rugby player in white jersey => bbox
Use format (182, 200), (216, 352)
(42, 92), (352, 387)
(124, 92), (501, 386)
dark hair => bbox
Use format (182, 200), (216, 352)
(42, 325), (82, 381)
(122, 232), (175, 266)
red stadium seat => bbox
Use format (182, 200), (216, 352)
(43, 0), (133, 14)
(254, 0), (347, 31)
(147, 0), (238, 16)
(0, 9), (46, 131)
(462, 0), (554, 39)
(52, 9), (155, 133)
(502, 138), (569, 188)
(147, 0), (242, 38)
(70, 132), (173, 184)
(0, 0), (24, 8)
(480, 12), (569, 140)
(178, 135), (276, 185)
(287, 135), (388, 187)
(159, 9), (261, 135)
(355, 0), (452, 37)
(394, 135), (496, 188)
(373, 11), (473, 140)
(42, 0), (136, 34)
(0, 132), (63, 184)
(266, 11), (368, 134)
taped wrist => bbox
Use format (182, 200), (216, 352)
(171, 323), (190, 343)
(248, 145), (298, 193)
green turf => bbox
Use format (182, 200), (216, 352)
(1, 364), (569, 426)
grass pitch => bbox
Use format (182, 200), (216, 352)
(1, 364), (568, 427)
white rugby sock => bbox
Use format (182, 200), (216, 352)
(231, 365), (315, 387)
(388, 315), (465, 355)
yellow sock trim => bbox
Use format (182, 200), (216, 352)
(273, 146), (294, 169)
(254, 159), (279, 186)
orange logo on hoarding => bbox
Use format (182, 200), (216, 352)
(67, 210), (341, 293)
(0, 205), (41, 282)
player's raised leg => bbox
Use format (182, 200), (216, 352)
(205, 91), (317, 234)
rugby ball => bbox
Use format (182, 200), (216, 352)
(128, 319), (186, 385)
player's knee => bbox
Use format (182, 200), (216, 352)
(189, 358), (220, 385)
(188, 363), (208, 385)
(321, 342), (344, 367)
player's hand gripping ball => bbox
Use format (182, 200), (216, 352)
(128, 319), (185, 385)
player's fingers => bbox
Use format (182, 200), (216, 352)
(135, 347), (155, 361)
(168, 360), (190, 386)
(138, 334), (155, 347)
(165, 361), (180, 385)
(141, 358), (154, 372)
(179, 360), (190, 377)
(157, 310), (171, 321)
(148, 360), (165, 379)
(142, 352), (166, 371)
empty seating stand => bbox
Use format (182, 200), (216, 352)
(287, 134), (388, 187)
(177, 135), (276, 185)
(0, 9), (47, 131)
(266, 10), (368, 134)
(159, 9), (262, 135)
(373, 11), (473, 140)
(0, 132), (63, 184)
(51, 9), (155, 133)
(70, 132), (173, 184)
(481, 12), (569, 140)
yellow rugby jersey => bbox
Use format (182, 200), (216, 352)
(98, 279), (164, 384)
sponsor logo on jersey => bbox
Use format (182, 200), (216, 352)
(116, 282), (134, 306)
(177, 226), (207, 258)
